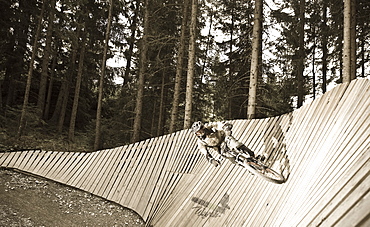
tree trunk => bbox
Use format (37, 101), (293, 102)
(247, 0), (262, 119)
(350, 0), (356, 80)
(322, 1), (327, 93)
(94, 0), (113, 150)
(44, 53), (57, 119)
(123, 0), (140, 87)
(229, 0), (235, 119)
(69, 37), (86, 142)
(17, 1), (45, 138)
(297, 0), (305, 108)
(312, 24), (316, 100)
(183, 0), (197, 129)
(57, 43), (77, 134)
(132, 0), (149, 143)
(169, 0), (189, 134)
(343, 0), (350, 82)
(37, 0), (55, 119)
(157, 70), (166, 136)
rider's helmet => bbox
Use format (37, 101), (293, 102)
(191, 121), (204, 134)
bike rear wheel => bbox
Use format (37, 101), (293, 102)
(245, 160), (285, 184)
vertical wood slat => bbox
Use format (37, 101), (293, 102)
(20, 150), (45, 172)
(140, 132), (187, 219)
(0, 79), (368, 226)
(302, 149), (370, 226)
(292, 82), (370, 225)
(106, 142), (141, 202)
(94, 146), (128, 197)
(59, 152), (86, 183)
(269, 82), (350, 226)
(103, 143), (135, 199)
(282, 81), (362, 223)
(85, 149), (118, 194)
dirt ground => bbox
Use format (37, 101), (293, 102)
(0, 168), (145, 226)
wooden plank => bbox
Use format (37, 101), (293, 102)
(1, 151), (22, 168)
(60, 152), (88, 184)
(146, 138), (201, 222)
(110, 139), (150, 204)
(83, 148), (115, 193)
(178, 163), (237, 226)
(35, 151), (63, 176)
(288, 81), (370, 224)
(1, 79), (367, 227)
(147, 130), (211, 221)
(151, 163), (217, 226)
(53, 152), (85, 184)
(102, 144), (135, 199)
(24, 150), (50, 174)
(11, 150), (33, 169)
(196, 166), (259, 226)
(113, 139), (152, 207)
(138, 133), (181, 219)
(0, 152), (11, 166)
(141, 134), (180, 221)
(106, 142), (141, 202)
(121, 138), (157, 206)
(263, 82), (351, 226)
(39, 151), (68, 177)
(45, 152), (76, 180)
(129, 135), (172, 214)
(76, 149), (112, 191)
(19, 150), (40, 172)
(335, 191), (370, 227)
(320, 171), (370, 226)
(93, 146), (127, 197)
(301, 150), (370, 226)
(68, 151), (99, 187)
(274, 80), (366, 226)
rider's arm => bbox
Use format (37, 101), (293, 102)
(198, 140), (219, 167)
(197, 140), (209, 157)
(208, 121), (233, 136)
(197, 140), (215, 160)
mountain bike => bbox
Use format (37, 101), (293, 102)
(219, 145), (285, 184)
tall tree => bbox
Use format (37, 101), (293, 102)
(169, 0), (189, 133)
(322, 1), (328, 93)
(69, 33), (86, 142)
(247, 0), (263, 119)
(297, 0), (305, 107)
(17, 0), (45, 138)
(57, 32), (78, 134)
(350, 0), (357, 80)
(343, 0), (356, 82)
(132, 0), (149, 143)
(183, 0), (197, 129)
(37, 0), (56, 119)
(95, 0), (114, 150)
(123, 0), (139, 87)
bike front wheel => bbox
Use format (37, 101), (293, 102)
(244, 160), (285, 184)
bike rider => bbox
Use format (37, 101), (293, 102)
(191, 121), (257, 167)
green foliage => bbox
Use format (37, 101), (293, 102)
(1, 0), (369, 149)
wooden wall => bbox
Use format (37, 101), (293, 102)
(1, 78), (369, 226)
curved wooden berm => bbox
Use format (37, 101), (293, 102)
(1, 79), (369, 226)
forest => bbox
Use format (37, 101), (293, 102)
(0, 0), (369, 151)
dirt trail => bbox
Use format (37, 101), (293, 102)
(0, 169), (145, 226)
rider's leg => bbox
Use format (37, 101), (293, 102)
(225, 136), (255, 158)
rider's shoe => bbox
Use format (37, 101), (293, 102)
(235, 154), (243, 162)
(237, 145), (255, 158)
(256, 155), (266, 162)
(210, 159), (220, 167)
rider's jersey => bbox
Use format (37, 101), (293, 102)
(198, 127), (226, 147)
(196, 122), (229, 157)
